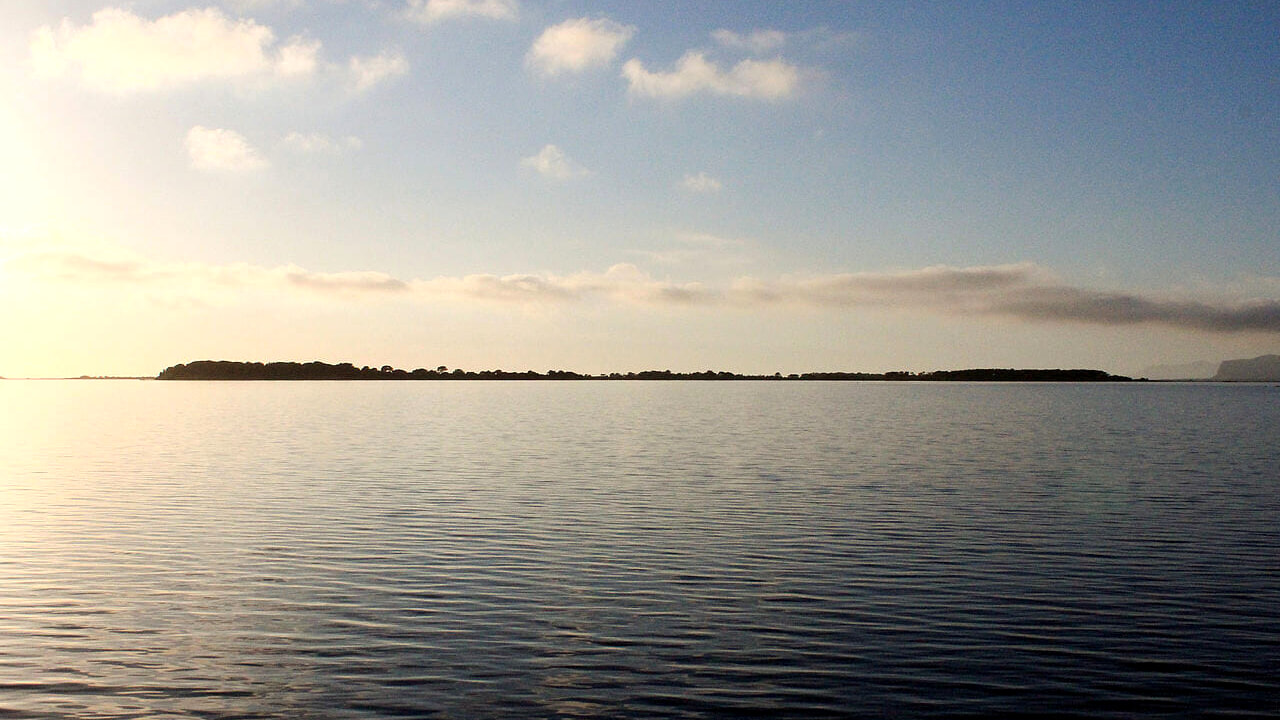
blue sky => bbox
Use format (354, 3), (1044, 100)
(1, 1), (1277, 377)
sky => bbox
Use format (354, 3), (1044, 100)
(1, 0), (1277, 378)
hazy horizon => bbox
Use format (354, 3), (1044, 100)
(3, 2), (1278, 377)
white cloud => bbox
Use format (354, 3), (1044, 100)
(681, 171), (723, 193)
(186, 126), (268, 173)
(30, 7), (319, 93)
(276, 37), (320, 78)
(527, 17), (636, 76)
(348, 50), (409, 92)
(711, 29), (788, 54)
(520, 144), (589, 180)
(406, 0), (518, 24)
(227, 0), (305, 10)
(282, 132), (363, 154)
(622, 52), (800, 101)
(426, 264), (714, 305)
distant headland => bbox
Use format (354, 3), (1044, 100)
(1138, 353), (1280, 381)
(1212, 354), (1280, 382)
(156, 360), (1133, 382)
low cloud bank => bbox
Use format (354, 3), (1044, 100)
(996, 286), (1280, 333)
(6, 248), (1278, 334)
(732, 264), (1280, 332)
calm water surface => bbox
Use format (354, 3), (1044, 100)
(1, 381), (1277, 718)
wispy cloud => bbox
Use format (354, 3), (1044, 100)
(186, 126), (268, 172)
(634, 232), (750, 267)
(347, 50), (409, 92)
(521, 144), (590, 180)
(680, 171), (723, 193)
(2, 250), (701, 305)
(8, 247), (1278, 334)
(282, 132), (363, 155)
(622, 52), (800, 101)
(283, 267), (409, 294)
(527, 17), (635, 76)
(30, 7), (318, 93)
(711, 29), (788, 54)
(421, 265), (714, 305)
(730, 264), (1050, 307)
(406, 0), (518, 24)
(227, 0), (305, 10)
(5, 249), (407, 298)
(8, 251), (152, 284)
(712, 27), (861, 55)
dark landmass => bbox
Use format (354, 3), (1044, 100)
(889, 368), (1128, 382)
(1213, 354), (1280, 381)
(157, 360), (1133, 382)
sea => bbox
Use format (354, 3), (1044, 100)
(1, 380), (1277, 718)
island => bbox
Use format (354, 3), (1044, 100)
(156, 361), (1133, 382)
(1212, 354), (1280, 382)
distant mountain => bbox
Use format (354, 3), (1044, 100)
(1139, 360), (1218, 380)
(1213, 354), (1280, 381)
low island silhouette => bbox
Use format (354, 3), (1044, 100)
(156, 361), (1132, 382)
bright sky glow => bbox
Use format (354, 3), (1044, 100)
(1, 1), (1278, 377)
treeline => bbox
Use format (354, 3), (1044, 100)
(156, 361), (1132, 382)
(895, 368), (1128, 382)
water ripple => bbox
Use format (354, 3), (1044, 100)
(1, 381), (1277, 717)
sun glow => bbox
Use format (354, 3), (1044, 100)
(0, 3), (1275, 379)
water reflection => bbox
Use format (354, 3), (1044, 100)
(1, 381), (1277, 717)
